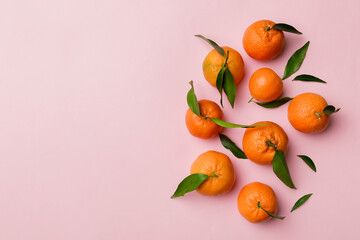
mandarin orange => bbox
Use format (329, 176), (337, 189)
(190, 151), (235, 195)
(249, 68), (283, 102)
(288, 93), (329, 133)
(237, 182), (278, 223)
(242, 121), (288, 165)
(243, 20), (284, 61)
(185, 99), (223, 139)
(203, 46), (244, 87)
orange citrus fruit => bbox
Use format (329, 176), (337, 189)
(243, 20), (285, 61)
(191, 151), (235, 196)
(242, 121), (288, 165)
(203, 46), (244, 87)
(249, 68), (283, 102)
(185, 99), (223, 139)
(237, 182), (278, 223)
(288, 93), (329, 133)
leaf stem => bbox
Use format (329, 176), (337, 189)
(248, 97), (254, 103)
(210, 172), (219, 177)
(266, 140), (277, 149)
(265, 25), (271, 31)
(257, 201), (285, 220)
(224, 50), (230, 63)
(315, 111), (322, 119)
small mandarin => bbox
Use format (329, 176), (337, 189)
(249, 68), (283, 102)
(242, 121), (288, 165)
(237, 182), (278, 223)
(190, 151), (235, 196)
(185, 99), (223, 139)
(243, 20), (285, 61)
(288, 93), (329, 133)
(203, 46), (244, 87)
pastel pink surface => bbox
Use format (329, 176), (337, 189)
(0, 0), (359, 239)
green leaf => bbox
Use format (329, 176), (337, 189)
(223, 67), (236, 108)
(209, 118), (263, 128)
(282, 41), (310, 80)
(290, 193), (313, 212)
(187, 81), (201, 117)
(216, 66), (225, 107)
(215, 51), (229, 108)
(297, 155), (316, 172)
(293, 74), (326, 83)
(271, 23), (302, 34)
(272, 150), (296, 189)
(219, 134), (247, 159)
(252, 97), (293, 109)
(195, 35), (225, 56)
(171, 173), (209, 198)
(258, 201), (285, 220)
(323, 105), (341, 115)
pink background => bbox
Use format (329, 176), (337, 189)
(0, 0), (359, 239)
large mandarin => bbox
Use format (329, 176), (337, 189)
(288, 93), (329, 133)
(202, 46), (244, 87)
(237, 182), (278, 223)
(243, 20), (285, 61)
(242, 121), (288, 165)
(190, 151), (235, 195)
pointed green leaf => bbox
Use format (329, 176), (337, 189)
(291, 193), (313, 212)
(215, 50), (230, 107)
(209, 118), (264, 128)
(293, 74), (326, 83)
(223, 68), (236, 108)
(252, 97), (293, 109)
(258, 201), (285, 220)
(195, 35), (225, 56)
(187, 81), (201, 117)
(216, 66), (225, 107)
(323, 105), (341, 115)
(271, 23), (302, 34)
(282, 41), (310, 80)
(219, 134), (247, 159)
(297, 155), (316, 172)
(171, 173), (209, 198)
(272, 150), (296, 189)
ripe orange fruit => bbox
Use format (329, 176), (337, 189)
(185, 99), (223, 139)
(249, 68), (283, 102)
(237, 182), (278, 223)
(243, 20), (285, 61)
(242, 121), (288, 165)
(288, 93), (329, 133)
(202, 46), (244, 87)
(190, 151), (235, 195)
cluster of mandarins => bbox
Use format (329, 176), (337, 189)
(172, 20), (339, 223)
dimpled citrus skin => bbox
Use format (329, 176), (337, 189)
(237, 182), (278, 223)
(185, 100), (223, 139)
(190, 151), (235, 196)
(243, 20), (285, 61)
(202, 46), (244, 87)
(242, 121), (288, 165)
(288, 93), (329, 133)
(249, 68), (283, 102)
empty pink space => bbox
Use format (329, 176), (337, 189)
(0, 0), (359, 239)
